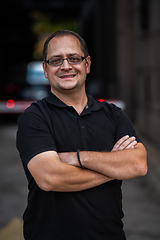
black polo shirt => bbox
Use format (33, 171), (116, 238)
(17, 92), (141, 240)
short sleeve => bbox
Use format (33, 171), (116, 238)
(114, 106), (141, 143)
(16, 109), (57, 172)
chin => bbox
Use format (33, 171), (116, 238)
(59, 83), (79, 91)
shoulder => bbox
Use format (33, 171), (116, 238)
(25, 97), (47, 114)
(92, 98), (131, 128)
(93, 97), (122, 116)
(17, 100), (44, 130)
(20, 98), (47, 119)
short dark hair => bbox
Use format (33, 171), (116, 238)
(43, 30), (89, 61)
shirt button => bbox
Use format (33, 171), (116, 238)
(81, 126), (85, 130)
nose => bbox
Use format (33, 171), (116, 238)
(60, 59), (72, 69)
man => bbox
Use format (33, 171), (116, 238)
(16, 30), (147, 240)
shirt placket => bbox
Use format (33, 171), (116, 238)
(77, 116), (87, 149)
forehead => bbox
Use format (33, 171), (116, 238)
(47, 35), (83, 58)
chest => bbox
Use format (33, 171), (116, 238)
(50, 107), (117, 152)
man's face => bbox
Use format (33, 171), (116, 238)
(43, 35), (91, 95)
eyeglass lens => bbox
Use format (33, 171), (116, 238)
(47, 56), (84, 66)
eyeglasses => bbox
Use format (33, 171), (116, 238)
(45, 55), (86, 66)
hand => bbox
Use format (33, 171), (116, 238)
(111, 135), (137, 152)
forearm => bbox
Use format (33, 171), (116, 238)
(59, 142), (147, 180)
(80, 143), (147, 180)
(28, 151), (112, 193)
(51, 164), (112, 192)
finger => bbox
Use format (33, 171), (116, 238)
(112, 136), (137, 152)
(120, 136), (136, 150)
(125, 140), (137, 149)
(112, 135), (129, 151)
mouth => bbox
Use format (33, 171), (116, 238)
(59, 74), (77, 79)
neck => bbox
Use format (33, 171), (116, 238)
(51, 88), (88, 115)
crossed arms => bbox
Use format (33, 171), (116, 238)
(28, 135), (147, 192)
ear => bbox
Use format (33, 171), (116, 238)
(85, 56), (91, 74)
(42, 61), (48, 79)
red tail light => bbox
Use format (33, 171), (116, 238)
(98, 99), (105, 102)
(6, 100), (15, 109)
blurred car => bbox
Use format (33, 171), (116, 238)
(0, 61), (50, 114)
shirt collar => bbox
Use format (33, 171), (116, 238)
(45, 92), (103, 112)
(86, 95), (103, 112)
(45, 92), (68, 108)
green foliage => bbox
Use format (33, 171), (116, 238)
(29, 10), (78, 60)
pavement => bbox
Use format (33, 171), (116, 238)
(123, 131), (160, 240)
(0, 120), (160, 240)
(0, 218), (24, 240)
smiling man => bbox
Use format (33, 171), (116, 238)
(16, 30), (147, 240)
(42, 33), (91, 114)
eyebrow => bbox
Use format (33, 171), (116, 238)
(49, 53), (80, 58)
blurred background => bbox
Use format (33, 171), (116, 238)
(0, 0), (160, 239)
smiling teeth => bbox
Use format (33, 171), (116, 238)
(61, 75), (75, 78)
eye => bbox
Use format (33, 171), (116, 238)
(49, 58), (62, 65)
(68, 56), (81, 63)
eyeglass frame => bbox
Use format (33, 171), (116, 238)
(45, 55), (86, 66)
